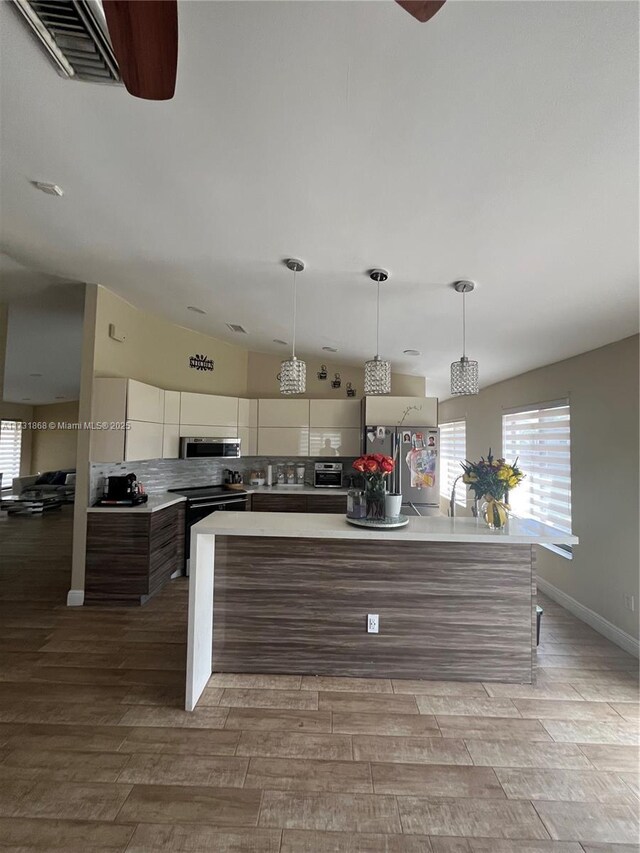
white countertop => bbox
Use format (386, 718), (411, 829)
(193, 511), (578, 545)
(88, 492), (187, 513)
(241, 485), (349, 496)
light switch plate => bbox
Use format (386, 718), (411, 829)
(367, 613), (379, 633)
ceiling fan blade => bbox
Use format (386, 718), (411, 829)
(396, 1), (446, 23)
(102, 0), (178, 100)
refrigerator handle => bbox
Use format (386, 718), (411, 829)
(394, 430), (401, 495)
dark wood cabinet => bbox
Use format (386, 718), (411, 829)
(251, 492), (347, 514)
(85, 503), (185, 606)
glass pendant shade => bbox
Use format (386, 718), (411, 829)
(280, 355), (306, 395)
(364, 355), (391, 395)
(450, 355), (479, 396)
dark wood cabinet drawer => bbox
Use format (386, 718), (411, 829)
(306, 494), (347, 514)
(252, 494), (307, 513)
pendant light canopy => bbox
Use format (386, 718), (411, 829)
(450, 280), (479, 396)
(364, 269), (391, 396)
(280, 258), (306, 395)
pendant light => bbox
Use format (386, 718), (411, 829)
(364, 269), (391, 395)
(280, 258), (306, 395)
(450, 280), (479, 396)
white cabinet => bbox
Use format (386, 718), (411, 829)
(180, 392), (238, 428)
(179, 424), (238, 438)
(238, 398), (258, 429)
(125, 421), (164, 462)
(258, 399), (310, 428)
(310, 399), (361, 428)
(91, 378), (127, 463)
(164, 390), (181, 425)
(309, 428), (361, 458)
(238, 427), (258, 456)
(126, 379), (165, 423)
(162, 424), (180, 459)
(258, 427), (309, 457)
(364, 396), (438, 427)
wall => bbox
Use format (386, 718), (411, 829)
(438, 334), (639, 642)
(94, 286), (249, 396)
(0, 301), (33, 476)
(246, 350), (426, 399)
(30, 400), (79, 473)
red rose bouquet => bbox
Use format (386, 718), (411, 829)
(353, 454), (395, 519)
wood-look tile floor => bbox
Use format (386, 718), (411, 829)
(0, 508), (638, 851)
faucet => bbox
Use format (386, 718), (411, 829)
(449, 474), (463, 517)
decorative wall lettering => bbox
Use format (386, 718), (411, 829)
(189, 354), (215, 372)
(346, 382), (356, 397)
(331, 372), (341, 389)
(317, 364), (328, 380)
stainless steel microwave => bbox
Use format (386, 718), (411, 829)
(180, 437), (241, 459)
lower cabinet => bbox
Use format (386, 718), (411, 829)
(251, 493), (347, 514)
(85, 503), (185, 606)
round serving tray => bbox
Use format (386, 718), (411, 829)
(345, 514), (409, 530)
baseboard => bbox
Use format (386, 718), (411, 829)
(537, 576), (639, 658)
(66, 589), (84, 607)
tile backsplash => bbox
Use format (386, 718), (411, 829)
(90, 457), (357, 503)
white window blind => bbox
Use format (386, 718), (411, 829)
(439, 420), (466, 502)
(502, 403), (572, 539)
(0, 420), (22, 486)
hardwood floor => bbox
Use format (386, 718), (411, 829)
(0, 508), (638, 851)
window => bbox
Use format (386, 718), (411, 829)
(502, 402), (572, 548)
(439, 420), (467, 503)
(0, 420), (23, 487)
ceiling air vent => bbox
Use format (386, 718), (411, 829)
(226, 323), (248, 334)
(12, 0), (121, 85)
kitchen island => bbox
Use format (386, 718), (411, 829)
(186, 512), (578, 710)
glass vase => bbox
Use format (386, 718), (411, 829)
(365, 480), (386, 520)
(481, 498), (509, 530)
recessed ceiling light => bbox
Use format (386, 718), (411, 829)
(322, 346), (338, 353)
(32, 181), (64, 196)
(403, 349), (421, 356)
(273, 339), (288, 346)
(226, 323), (248, 334)
(29, 372), (43, 377)
(187, 306), (206, 315)
(55, 396), (66, 399)
(21, 397), (31, 401)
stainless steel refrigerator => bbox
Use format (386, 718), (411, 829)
(364, 425), (439, 516)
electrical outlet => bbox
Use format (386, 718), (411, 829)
(367, 614), (379, 634)
(623, 594), (635, 612)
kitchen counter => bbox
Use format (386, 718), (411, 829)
(185, 510), (577, 710)
(194, 510), (578, 544)
(228, 484), (350, 496)
(87, 492), (186, 513)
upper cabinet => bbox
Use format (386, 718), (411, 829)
(179, 392), (239, 428)
(238, 398), (258, 429)
(126, 379), (165, 424)
(309, 399), (361, 429)
(258, 399), (310, 428)
(364, 396), (438, 427)
(163, 390), (181, 425)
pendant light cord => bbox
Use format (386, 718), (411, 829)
(291, 269), (297, 359)
(462, 289), (466, 358)
(376, 280), (380, 358)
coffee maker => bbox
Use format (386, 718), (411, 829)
(100, 473), (147, 506)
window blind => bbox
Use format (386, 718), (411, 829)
(502, 404), (572, 537)
(0, 420), (23, 486)
(439, 420), (466, 502)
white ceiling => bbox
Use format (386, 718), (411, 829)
(0, 0), (638, 400)
(1, 254), (84, 405)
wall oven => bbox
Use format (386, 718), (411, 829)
(314, 462), (343, 489)
(180, 437), (241, 459)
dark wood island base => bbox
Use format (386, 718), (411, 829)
(212, 536), (537, 683)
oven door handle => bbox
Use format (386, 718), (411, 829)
(189, 497), (248, 509)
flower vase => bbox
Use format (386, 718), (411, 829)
(365, 481), (386, 520)
(481, 496), (509, 530)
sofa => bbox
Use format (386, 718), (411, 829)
(12, 470), (76, 503)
